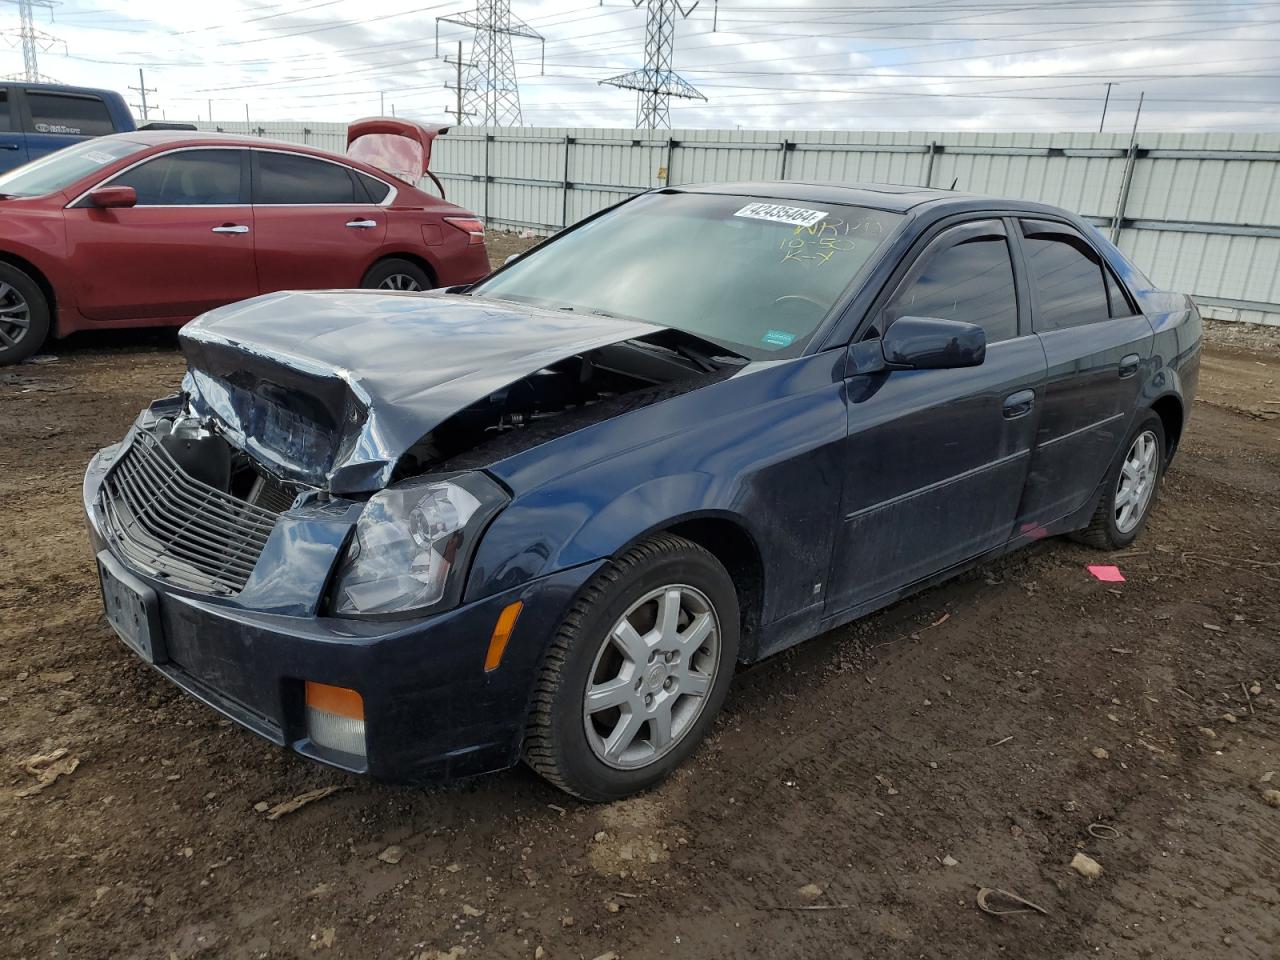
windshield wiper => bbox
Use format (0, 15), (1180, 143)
(669, 340), (718, 372)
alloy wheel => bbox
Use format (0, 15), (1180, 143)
(583, 584), (721, 770)
(0, 281), (31, 351)
(378, 274), (422, 292)
(1115, 429), (1158, 534)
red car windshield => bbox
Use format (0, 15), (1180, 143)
(0, 137), (137, 198)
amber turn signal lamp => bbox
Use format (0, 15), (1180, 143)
(305, 680), (365, 719)
(484, 601), (523, 672)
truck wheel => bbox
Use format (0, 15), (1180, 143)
(524, 534), (739, 802)
(0, 263), (50, 365)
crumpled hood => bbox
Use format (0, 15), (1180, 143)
(179, 289), (661, 494)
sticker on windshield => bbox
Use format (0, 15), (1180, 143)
(734, 202), (827, 228)
(762, 329), (797, 348)
(84, 151), (116, 164)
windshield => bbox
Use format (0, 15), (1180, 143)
(0, 137), (138, 198)
(471, 191), (903, 357)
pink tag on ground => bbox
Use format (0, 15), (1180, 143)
(1087, 565), (1126, 583)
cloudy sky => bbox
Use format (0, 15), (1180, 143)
(13, 0), (1280, 131)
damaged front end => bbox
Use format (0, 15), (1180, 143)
(91, 289), (740, 616)
(94, 398), (312, 597)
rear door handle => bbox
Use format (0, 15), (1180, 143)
(0, 143), (19, 151)
(1119, 353), (1140, 378)
(211, 224), (250, 234)
(346, 219), (377, 229)
(1002, 389), (1035, 420)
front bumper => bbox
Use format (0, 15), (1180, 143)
(84, 443), (602, 784)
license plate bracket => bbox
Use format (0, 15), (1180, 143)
(97, 551), (166, 664)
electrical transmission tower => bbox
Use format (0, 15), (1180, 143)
(1, 0), (64, 83)
(435, 1), (544, 127)
(601, 0), (705, 130)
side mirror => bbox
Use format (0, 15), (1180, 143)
(88, 185), (137, 209)
(881, 316), (986, 370)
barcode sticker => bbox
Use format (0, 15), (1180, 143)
(734, 202), (828, 228)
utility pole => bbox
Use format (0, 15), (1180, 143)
(1099, 82), (1113, 133)
(436, 0), (544, 126)
(207, 98), (212, 123)
(128, 67), (156, 121)
(0, 0), (64, 83)
(601, 0), (705, 130)
(1128, 90), (1145, 144)
(444, 40), (475, 126)
(380, 90), (384, 114)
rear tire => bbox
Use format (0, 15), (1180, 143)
(0, 262), (50, 366)
(524, 534), (739, 802)
(1074, 413), (1166, 550)
(361, 258), (433, 292)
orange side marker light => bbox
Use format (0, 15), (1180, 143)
(484, 601), (523, 672)
(304, 681), (365, 719)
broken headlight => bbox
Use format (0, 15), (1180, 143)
(330, 472), (507, 618)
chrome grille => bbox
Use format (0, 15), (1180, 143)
(98, 431), (282, 594)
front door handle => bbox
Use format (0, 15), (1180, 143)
(346, 219), (377, 229)
(0, 143), (19, 151)
(1002, 389), (1035, 420)
(211, 224), (250, 235)
(1119, 353), (1140, 378)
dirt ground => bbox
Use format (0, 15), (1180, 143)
(2, 241), (1279, 960)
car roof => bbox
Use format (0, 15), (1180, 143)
(677, 180), (1055, 216)
(4, 80), (124, 98)
(111, 130), (307, 149)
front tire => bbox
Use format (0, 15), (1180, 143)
(0, 262), (50, 366)
(361, 258), (433, 292)
(1075, 413), (1166, 550)
(524, 534), (739, 802)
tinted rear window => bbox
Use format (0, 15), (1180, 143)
(356, 170), (391, 203)
(0, 91), (9, 133)
(1021, 221), (1111, 331)
(256, 151), (358, 204)
(28, 92), (116, 137)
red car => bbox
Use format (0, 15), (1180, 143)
(0, 118), (490, 364)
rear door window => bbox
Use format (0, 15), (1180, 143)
(0, 90), (11, 132)
(885, 222), (1020, 344)
(1020, 220), (1111, 331)
(1103, 266), (1136, 318)
(355, 170), (391, 203)
(255, 151), (360, 204)
(107, 149), (246, 205)
(27, 92), (116, 136)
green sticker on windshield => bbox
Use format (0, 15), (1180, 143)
(762, 329), (796, 348)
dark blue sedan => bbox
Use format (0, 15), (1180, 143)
(84, 182), (1201, 800)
